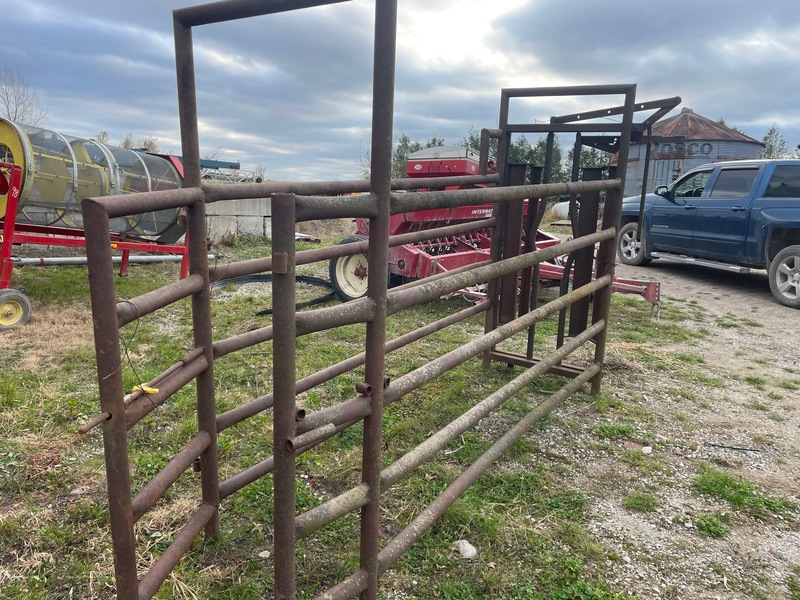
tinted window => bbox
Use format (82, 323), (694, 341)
(708, 168), (758, 199)
(765, 165), (800, 197)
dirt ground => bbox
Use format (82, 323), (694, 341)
(556, 259), (800, 599)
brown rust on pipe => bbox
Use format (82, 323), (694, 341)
(94, 186), (203, 219)
(131, 431), (211, 522)
(215, 302), (486, 432)
(376, 364), (602, 575)
(136, 502), (216, 600)
(117, 274), (205, 327)
(79, 347), (205, 435)
(200, 173), (497, 204)
(124, 353), (209, 429)
(209, 217), (495, 283)
(294, 321), (605, 539)
(391, 178), (618, 214)
(297, 276), (609, 436)
(387, 229), (614, 315)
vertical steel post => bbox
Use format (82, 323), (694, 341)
(174, 16), (220, 538)
(521, 166), (543, 360)
(360, 1), (397, 598)
(272, 194), (298, 599)
(591, 86), (636, 393)
(497, 163), (527, 324)
(637, 126), (653, 240)
(484, 91), (511, 366)
(568, 166), (602, 336)
(83, 199), (138, 600)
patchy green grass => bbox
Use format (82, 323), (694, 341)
(694, 465), (797, 520)
(694, 513), (731, 538)
(593, 424), (635, 440)
(623, 492), (659, 513)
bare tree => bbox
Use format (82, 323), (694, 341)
(119, 133), (160, 153)
(119, 133), (135, 149)
(203, 145), (227, 160)
(0, 66), (48, 126)
(93, 130), (110, 145)
(136, 136), (160, 153)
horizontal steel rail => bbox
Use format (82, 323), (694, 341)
(387, 229), (614, 315)
(117, 274), (205, 327)
(295, 320), (605, 538)
(215, 302), (487, 432)
(137, 502), (217, 600)
(131, 432), (211, 521)
(202, 172), (499, 203)
(124, 353), (209, 428)
(209, 217), (495, 283)
(390, 179), (618, 214)
(321, 363), (602, 599)
(85, 187), (203, 219)
(298, 274), (612, 435)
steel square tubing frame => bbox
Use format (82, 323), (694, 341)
(496, 84), (636, 393)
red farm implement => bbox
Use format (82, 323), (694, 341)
(0, 161), (189, 330)
(328, 146), (660, 310)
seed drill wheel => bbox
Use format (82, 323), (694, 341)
(329, 235), (369, 302)
(0, 289), (32, 330)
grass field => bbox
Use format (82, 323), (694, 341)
(1, 233), (798, 599)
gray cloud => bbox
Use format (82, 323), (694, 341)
(4, 0), (800, 182)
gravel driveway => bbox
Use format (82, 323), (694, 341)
(551, 258), (800, 599)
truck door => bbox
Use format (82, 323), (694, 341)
(692, 167), (759, 259)
(649, 169), (711, 253)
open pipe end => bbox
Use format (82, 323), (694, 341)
(295, 408), (307, 422)
(355, 382), (373, 396)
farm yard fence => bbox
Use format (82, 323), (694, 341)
(80, 1), (648, 598)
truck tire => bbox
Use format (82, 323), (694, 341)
(329, 235), (370, 302)
(617, 222), (651, 266)
(768, 244), (800, 308)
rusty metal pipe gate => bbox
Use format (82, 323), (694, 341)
(81, 2), (640, 598)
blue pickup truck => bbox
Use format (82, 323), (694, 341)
(617, 159), (800, 308)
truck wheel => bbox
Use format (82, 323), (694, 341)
(617, 222), (651, 266)
(768, 244), (800, 308)
(329, 235), (369, 302)
(0, 289), (32, 330)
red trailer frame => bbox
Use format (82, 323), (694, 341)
(0, 163), (189, 329)
(329, 149), (660, 310)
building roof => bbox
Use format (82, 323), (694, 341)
(653, 108), (762, 145)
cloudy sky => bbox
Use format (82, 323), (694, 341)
(6, 0), (800, 181)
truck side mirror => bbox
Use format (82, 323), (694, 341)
(654, 185), (669, 197)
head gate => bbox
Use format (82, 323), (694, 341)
(81, 1), (678, 598)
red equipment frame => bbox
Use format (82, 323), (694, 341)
(0, 163), (189, 293)
(350, 152), (661, 308)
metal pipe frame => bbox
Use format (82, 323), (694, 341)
(202, 172), (498, 203)
(81, 3), (640, 595)
(297, 274), (611, 436)
(295, 320), (605, 539)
